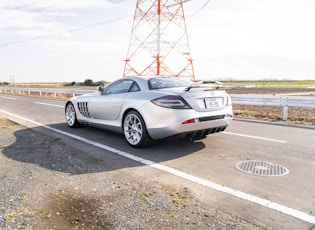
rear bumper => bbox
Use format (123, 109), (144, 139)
(139, 101), (233, 140)
(147, 116), (232, 140)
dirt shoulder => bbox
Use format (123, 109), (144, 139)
(0, 117), (264, 229)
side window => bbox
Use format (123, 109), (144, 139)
(129, 82), (140, 92)
(103, 80), (134, 95)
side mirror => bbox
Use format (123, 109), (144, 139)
(97, 86), (104, 94)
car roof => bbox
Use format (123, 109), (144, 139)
(115, 76), (193, 91)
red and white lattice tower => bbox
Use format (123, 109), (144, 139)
(123, 0), (195, 81)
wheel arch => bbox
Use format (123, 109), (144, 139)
(121, 108), (140, 130)
(65, 101), (74, 112)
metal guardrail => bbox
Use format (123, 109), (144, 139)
(230, 94), (315, 108)
(229, 94), (315, 120)
(0, 87), (95, 97)
(1, 87), (314, 120)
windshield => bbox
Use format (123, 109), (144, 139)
(148, 77), (192, 90)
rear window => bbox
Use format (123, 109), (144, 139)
(148, 77), (192, 90)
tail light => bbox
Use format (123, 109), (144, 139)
(151, 95), (191, 109)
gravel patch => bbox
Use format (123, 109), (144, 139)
(0, 117), (263, 229)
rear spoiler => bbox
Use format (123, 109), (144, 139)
(185, 80), (223, 91)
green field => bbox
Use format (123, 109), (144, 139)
(1, 79), (315, 89)
(220, 80), (315, 88)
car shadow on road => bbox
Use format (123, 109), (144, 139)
(2, 121), (207, 175)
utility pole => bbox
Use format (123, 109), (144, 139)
(123, 0), (195, 81)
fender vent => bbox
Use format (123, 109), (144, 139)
(77, 102), (90, 118)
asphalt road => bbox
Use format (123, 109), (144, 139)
(1, 93), (315, 229)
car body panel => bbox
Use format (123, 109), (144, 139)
(181, 90), (228, 112)
(89, 93), (126, 120)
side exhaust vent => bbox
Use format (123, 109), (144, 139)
(77, 102), (91, 118)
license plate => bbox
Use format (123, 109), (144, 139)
(204, 98), (223, 109)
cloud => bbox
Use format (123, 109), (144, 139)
(0, 0), (127, 46)
(1, 0), (314, 82)
(186, 0), (315, 80)
(0, 0), (114, 11)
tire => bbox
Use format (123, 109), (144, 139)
(123, 110), (153, 148)
(65, 102), (80, 128)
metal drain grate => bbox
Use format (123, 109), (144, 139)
(235, 160), (289, 176)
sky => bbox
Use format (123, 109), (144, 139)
(0, 0), (314, 83)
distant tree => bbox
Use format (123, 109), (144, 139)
(83, 79), (93, 86)
(94, 80), (110, 86)
(64, 81), (76, 86)
(81, 79), (111, 86)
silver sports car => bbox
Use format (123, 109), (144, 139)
(65, 76), (233, 147)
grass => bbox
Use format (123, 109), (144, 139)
(233, 104), (315, 125)
(2, 79), (315, 89)
(169, 192), (187, 207)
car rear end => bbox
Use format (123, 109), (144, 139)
(140, 82), (233, 140)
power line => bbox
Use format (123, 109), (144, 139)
(187, 0), (211, 17)
(0, 0), (211, 47)
(0, 15), (131, 47)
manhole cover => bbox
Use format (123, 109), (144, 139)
(235, 160), (289, 176)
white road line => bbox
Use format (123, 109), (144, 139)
(35, 102), (64, 108)
(1, 96), (16, 100)
(0, 110), (314, 225)
(223, 131), (287, 143)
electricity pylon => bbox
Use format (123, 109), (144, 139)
(123, 0), (195, 81)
